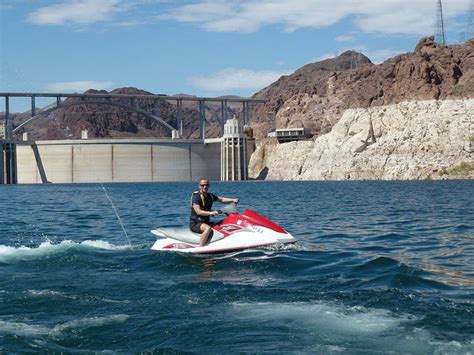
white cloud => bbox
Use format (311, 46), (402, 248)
(162, 0), (468, 36)
(27, 0), (122, 25)
(44, 80), (114, 92)
(335, 35), (354, 42)
(162, 1), (349, 33)
(188, 68), (289, 93)
(0, 4), (14, 11)
(26, 0), (468, 34)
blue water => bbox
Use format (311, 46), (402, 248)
(0, 181), (473, 353)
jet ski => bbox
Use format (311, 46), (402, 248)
(151, 205), (296, 254)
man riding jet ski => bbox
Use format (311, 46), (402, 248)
(189, 178), (239, 247)
(151, 179), (296, 254)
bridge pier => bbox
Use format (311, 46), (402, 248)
(199, 100), (206, 139)
(176, 99), (183, 137)
(220, 101), (227, 136)
(31, 96), (36, 116)
(242, 101), (249, 126)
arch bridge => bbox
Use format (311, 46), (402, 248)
(0, 92), (267, 184)
(1, 92), (267, 141)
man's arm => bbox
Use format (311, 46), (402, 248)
(217, 196), (239, 204)
(193, 203), (219, 217)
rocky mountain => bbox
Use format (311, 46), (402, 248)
(249, 37), (474, 139)
(249, 37), (474, 180)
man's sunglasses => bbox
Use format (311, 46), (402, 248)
(200, 184), (209, 187)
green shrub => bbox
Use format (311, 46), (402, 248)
(439, 168), (449, 176)
(449, 162), (474, 176)
(469, 135), (474, 143)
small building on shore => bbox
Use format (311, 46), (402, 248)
(268, 128), (313, 143)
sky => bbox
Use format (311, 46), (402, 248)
(0, 0), (472, 111)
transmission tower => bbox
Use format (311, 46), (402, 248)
(435, 0), (446, 45)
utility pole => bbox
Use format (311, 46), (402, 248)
(435, 0), (447, 45)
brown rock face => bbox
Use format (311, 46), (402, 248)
(250, 37), (474, 138)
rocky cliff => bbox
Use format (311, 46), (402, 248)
(249, 99), (473, 180)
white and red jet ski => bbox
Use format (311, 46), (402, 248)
(151, 207), (296, 254)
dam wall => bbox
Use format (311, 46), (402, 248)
(15, 139), (221, 184)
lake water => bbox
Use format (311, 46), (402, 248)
(0, 181), (473, 353)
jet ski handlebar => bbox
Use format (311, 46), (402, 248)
(217, 202), (238, 215)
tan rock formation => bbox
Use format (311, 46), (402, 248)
(249, 99), (474, 180)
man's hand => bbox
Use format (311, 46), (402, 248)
(210, 210), (219, 216)
(233, 198), (240, 204)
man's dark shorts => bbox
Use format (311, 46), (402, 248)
(189, 221), (203, 234)
(189, 221), (215, 234)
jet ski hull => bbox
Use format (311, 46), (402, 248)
(151, 209), (296, 254)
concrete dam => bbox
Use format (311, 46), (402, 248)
(1, 92), (265, 184)
(1, 118), (250, 184)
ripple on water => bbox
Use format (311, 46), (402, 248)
(0, 181), (473, 352)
